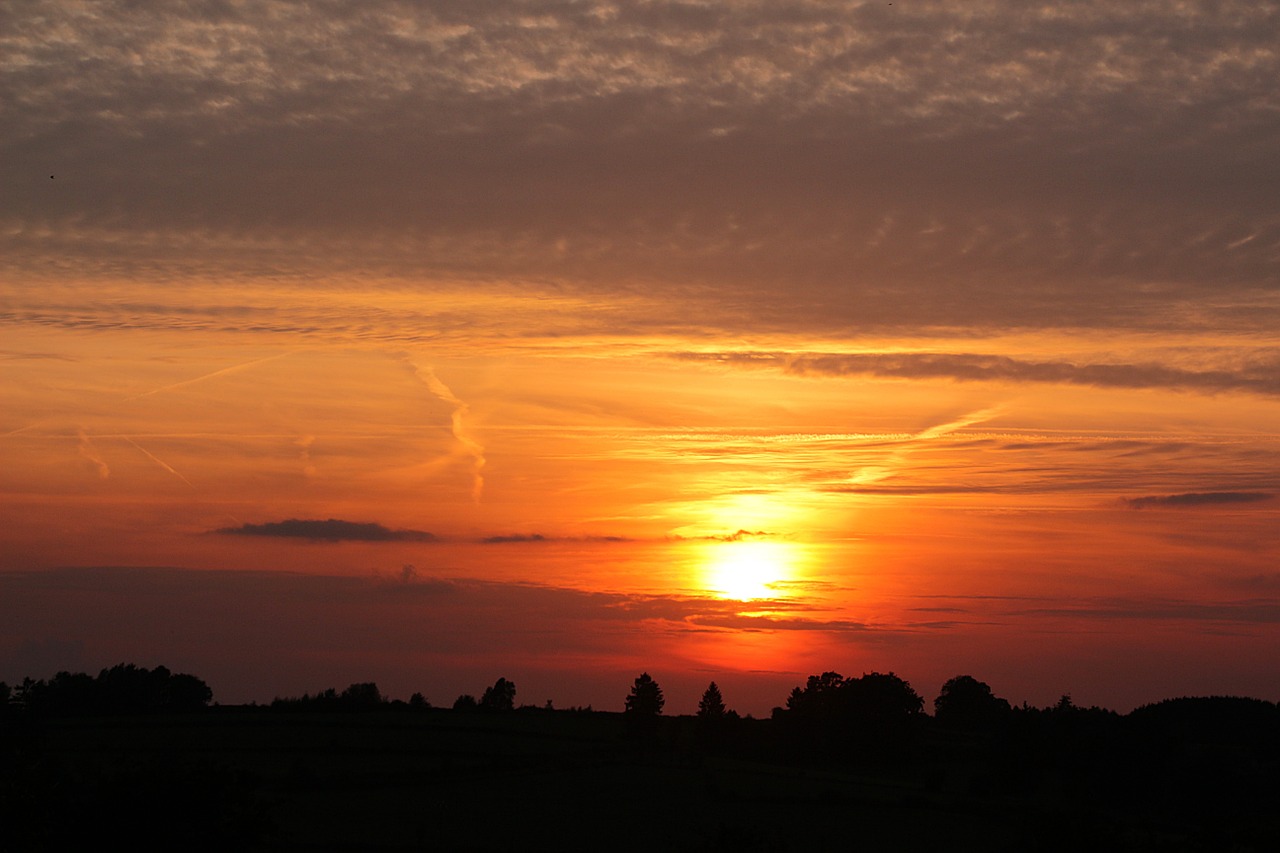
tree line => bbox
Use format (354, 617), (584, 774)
(1, 664), (212, 716)
(6, 663), (1277, 744)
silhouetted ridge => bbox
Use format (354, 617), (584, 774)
(1127, 695), (1280, 743)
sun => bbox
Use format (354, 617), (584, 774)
(702, 540), (793, 601)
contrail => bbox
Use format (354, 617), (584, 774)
(123, 436), (195, 488)
(914, 406), (1005, 441)
(4, 420), (47, 437)
(296, 434), (318, 479)
(402, 357), (486, 502)
(848, 405), (1004, 486)
(124, 351), (296, 401)
(77, 429), (110, 479)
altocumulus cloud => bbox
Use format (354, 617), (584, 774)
(4, 1), (1280, 334)
(216, 519), (436, 542)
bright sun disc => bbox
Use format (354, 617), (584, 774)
(703, 540), (792, 601)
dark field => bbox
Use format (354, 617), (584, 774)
(5, 702), (1279, 851)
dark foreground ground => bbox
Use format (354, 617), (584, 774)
(4, 704), (1278, 851)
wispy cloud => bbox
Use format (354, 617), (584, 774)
(1017, 598), (1280, 625)
(915, 590), (1280, 625)
(215, 519), (436, 543)
(685, 613), (874, 634)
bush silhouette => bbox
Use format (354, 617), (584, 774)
(338, 682), (383, 710)
(480, 677), (516, 712)
(934, 675), (1011, 730)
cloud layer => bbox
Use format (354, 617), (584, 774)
(4, 1), (1279, 332)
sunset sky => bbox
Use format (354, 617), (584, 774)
(3, 1), (1278, 715)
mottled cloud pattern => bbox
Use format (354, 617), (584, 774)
(3, 1), (1278, 333)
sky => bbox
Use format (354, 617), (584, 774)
(2, 0), (1279, 715)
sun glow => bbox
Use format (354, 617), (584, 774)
(702, 540), (796, 601)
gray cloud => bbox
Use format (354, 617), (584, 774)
(3, 1), (1279, 333)
(215, 518), (437, 542)
(670, 350), (1280, 397)
(481, 534), (548, 544)
(477, 534), (637, 544)
(1124, 492), (1275, 510)
(681, 529), (776, 542)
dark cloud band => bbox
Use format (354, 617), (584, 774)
(216, 519), (436, 542)
(1124, 492), (1274, 510)
(670, 350), (1280, 398)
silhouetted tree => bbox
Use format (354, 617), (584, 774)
(698, 681), (727, 720)
(166, 672), (215, 711)
(339, 682), (383, 710)
(625, 672), (664, 716)
(780, 670), (924, 758)
(847, 671), (924, 722)
(41, 671), (98, 714)
(453, 693), (478, 711)
(785, 671), (846, 720)
(480, 677), (516, 711)
(695, 680), (737, 751)
(99, 664), (161, 712)
(934, 675), (1011, 730)
(409, 692), (430, 709)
